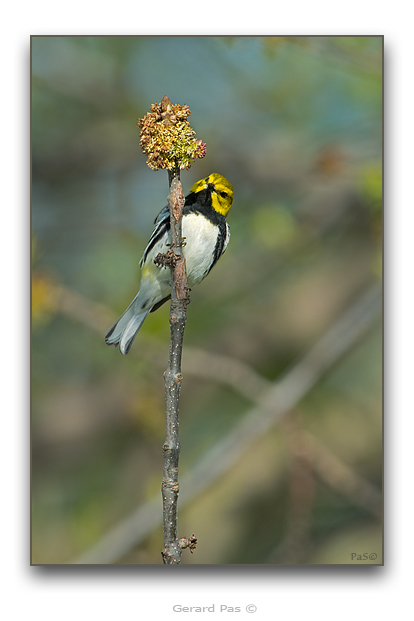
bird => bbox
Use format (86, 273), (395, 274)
(105, 173), (234, 354)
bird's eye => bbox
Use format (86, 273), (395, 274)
(220, 192), (228, 198)
(205, 177), (209, 183)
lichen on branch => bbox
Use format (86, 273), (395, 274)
(137, 96), (207, 171)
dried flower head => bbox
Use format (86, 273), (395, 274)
(137, 96), (207, 171)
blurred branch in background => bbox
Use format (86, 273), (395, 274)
(38, 278), (382, 564)
(269, 411), (316, 564)
(268, 408), (382, 564)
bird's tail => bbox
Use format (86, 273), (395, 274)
(105, 298), (150, 355)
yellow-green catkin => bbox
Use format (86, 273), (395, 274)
(137, 96), (206, 171)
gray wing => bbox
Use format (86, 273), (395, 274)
(140, 206), (171, 267)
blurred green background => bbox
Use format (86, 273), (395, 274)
(31, 36), (382, 565)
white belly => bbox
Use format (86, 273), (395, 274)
(138, 212), (222, 309)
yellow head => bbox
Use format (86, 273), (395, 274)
(191, 173), (234, 217)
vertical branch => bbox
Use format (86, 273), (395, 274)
(137, 96), (204, 564)
(161, 164), (189, 564)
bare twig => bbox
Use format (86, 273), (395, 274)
(72, 282), (381, 564)
(136, 96), (204, 564)
(160, 166), (189, 565)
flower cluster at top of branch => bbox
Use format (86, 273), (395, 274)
(137, 96), (207, 171)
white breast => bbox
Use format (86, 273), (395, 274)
(182, 213), (219, 286)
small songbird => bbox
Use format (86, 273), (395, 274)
(105, 173), (234, 354)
